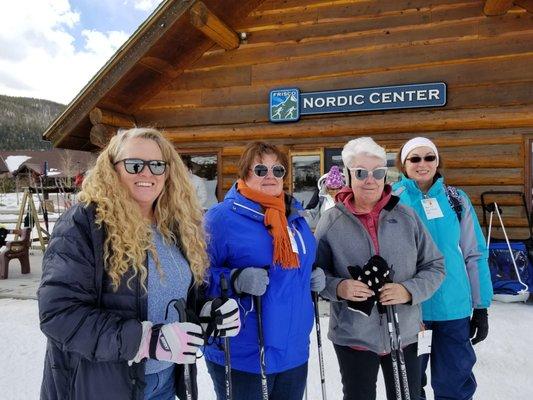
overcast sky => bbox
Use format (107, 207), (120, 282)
(0, 0), (163, 105)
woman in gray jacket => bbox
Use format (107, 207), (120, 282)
(315, 137), (445, 400)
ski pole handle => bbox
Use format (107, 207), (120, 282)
(221, 273), (229, 301)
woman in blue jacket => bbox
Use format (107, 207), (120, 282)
(204, 141), (325, 400)
(392, 137), (493, 400)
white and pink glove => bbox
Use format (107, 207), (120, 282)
(130, 321), (203, 365)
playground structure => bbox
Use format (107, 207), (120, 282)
(11, 185), (77, 253)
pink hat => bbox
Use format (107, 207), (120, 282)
(325, 166), (344, 189)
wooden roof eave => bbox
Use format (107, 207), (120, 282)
(42, 0), (193, 148)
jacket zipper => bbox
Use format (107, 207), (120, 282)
(292, 224), (307, 255)
(234, 201), (264, 216)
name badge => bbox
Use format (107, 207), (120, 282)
(418, 329), (433, 356)
(287, 226), (299, 254)
(421, 198), (443, 220)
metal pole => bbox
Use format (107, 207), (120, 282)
(253, 295), (268, 400)
(220, 274), (233, 400)
(312, 291), (327, 400)
(174, 298), (193, 400)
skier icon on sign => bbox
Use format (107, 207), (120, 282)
(284, 106), (296, 119)
(271, 108), (283, 120)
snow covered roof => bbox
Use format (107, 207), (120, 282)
(0, 149), (95, 177)
(0, 156), (9, 174)
(4, 155), (31, 173)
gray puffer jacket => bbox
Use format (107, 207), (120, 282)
(315, 195), (445, 354)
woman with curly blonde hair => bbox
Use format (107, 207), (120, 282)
(38, 128), (240, 400)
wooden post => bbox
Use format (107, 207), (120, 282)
(484, 0), (515, 15)
(89, 107), (135, 128)
(190, 1), (240, 50)
(90, 124), (117, 148)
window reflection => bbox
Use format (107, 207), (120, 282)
(181, 154), (218, 209)
(291, 154), (321, 228)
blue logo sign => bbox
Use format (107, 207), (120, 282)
(269, 88), (300, 122)
(269, 83), (446, 123)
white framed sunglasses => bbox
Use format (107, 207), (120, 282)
(349, 167), (388, 181)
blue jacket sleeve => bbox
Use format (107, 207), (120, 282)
(204, 206), (235, 299)
(37, 207), (142, 362)
(458, 190), (493, 308)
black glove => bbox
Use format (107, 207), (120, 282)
(470, 308), (489, 345)
(346, 255), (391, 317)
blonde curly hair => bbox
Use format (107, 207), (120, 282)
(78, 127), (208, 290)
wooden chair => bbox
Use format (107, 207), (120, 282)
(0, 228), (31, 279)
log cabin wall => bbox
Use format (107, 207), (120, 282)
(136, 0), (533, 237)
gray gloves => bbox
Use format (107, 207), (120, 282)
(311, 268), (326, 292)
(232, 267), (270, 296)
(231, 267), (325, 295)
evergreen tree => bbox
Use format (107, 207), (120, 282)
(0, 95), (65, 151)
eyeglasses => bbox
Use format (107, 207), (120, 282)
(406, 155), (437, 163)
(114, 158), (167, 175)
(349, 167), (388, 181)
(251, 164), (286, 178)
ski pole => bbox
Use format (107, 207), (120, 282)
(174, 298), (194, 400)
(385, 305), (402, 400)
(385, 304), (411, 400)
(312, 291), (327, 400)
(391, 305), (411, 400)
(220, 274), (233, 400)
(253, 295), (269, 400)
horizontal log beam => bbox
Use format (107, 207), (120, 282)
(165, 106), (533, 143)
(89, 107), (136, 128)
(139, 56), (182, 79)
(515, 0), (533, 12)
(484, 0), (515, 15)
(190, 1), (240, 50)
(446, 168), (522, 186)
(90, 124), (117, 148)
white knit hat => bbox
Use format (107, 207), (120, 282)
(400, 137), (439, 164)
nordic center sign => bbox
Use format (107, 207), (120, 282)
(269, 82), (446, 123)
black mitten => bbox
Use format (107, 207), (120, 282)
(346, 255), (392, 317)
(346, 265), (375, 316)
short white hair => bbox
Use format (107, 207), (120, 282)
(341, 137), (386, 168)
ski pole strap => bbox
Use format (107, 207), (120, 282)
(230, 268), (246, 296)
(149, 324), (163, 359)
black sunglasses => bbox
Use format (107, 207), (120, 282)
(251, 164), (286, 178)
(349, 167), (388, 181)
(114, 158), (167, 175)
(406, 155), (437, 163)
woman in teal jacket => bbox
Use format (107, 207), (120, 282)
(392, 137), (493, 400)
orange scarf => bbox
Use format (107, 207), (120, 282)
(237, 179), (300, 269)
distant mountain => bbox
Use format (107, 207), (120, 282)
(0, 95), (65, 151)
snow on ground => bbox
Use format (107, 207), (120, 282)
(0, 299), (532, 400)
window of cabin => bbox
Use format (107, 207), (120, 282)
(289, 152), (322, 228)
(180, 153), (219, 209)
(386, 151), (401, 184)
